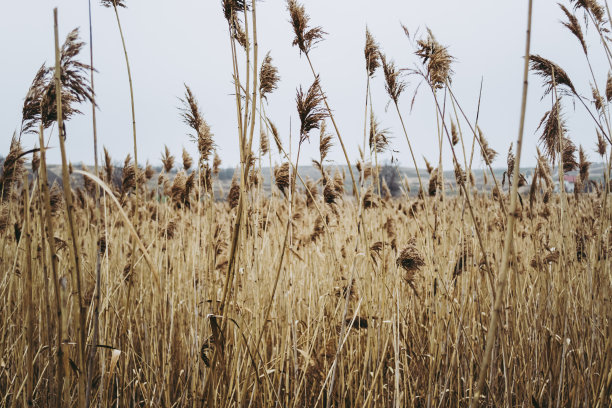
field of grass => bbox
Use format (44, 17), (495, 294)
(0, 0), (611, 407)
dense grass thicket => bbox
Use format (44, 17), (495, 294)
(0, 0), (611, 406)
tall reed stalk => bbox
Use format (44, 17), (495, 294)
(472, 0), (533, 404)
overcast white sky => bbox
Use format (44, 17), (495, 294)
(1, 1), (609, 170)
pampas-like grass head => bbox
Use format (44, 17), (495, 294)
(101, 0), (127, 8)
(0, 136), (26, 200)
(570, 0), (606, 26)
(478, 126), (498, 164)
(364, 28), (380, 77)
(529, 55), (576, 96)
(415, 28), (454, 89)
(260, 52), (280, 101)
(559, 4), (587, 55)
(161, 145), (175, 173)
(42, 28), (95, 131)
(296, 76), (327, 145)
(287, 0), (326, 55)
(180, 85), (214, 163)
(182, 148), (193, 171)
(397, 238), (425, 290)
(537, 99), (566, 162)
(274, 162), (290, 197)
(596, 130), (607, 156)
(380, 52), (406, 104)
(369, 111), (391, 153)
(319, 121), (333, 162)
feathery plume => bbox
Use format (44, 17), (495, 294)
(180, 85), (214, 163)
(21, 64), (50, 135)
(529, 55), (576, 96)
(120, 154), (136, 196)
(274, 162), (290, 197)
(319, 121), (333, 161)
(506, 143), (516, 182)
(606, 72), (612, 102)
(570, 0), (606, 26)
(305, 177), (318, 207)
(268, 119), (283, 154)
(362, 186), (378, 209)
(592, 85), (605, 111)
(0, 136), (26, 200)
(364, 28), (381, 77)
(537, 99), (566, 162)
(397, 238), (425, 290)
(428, 168), (439, 196)
(453, 160), (466, 187)
(478, 126), (498, 164)
(596, 130), (607, 156)
(103, 147), (113, 183)
(101, 0), (127, 8)
(41, 28), (95, 131)
(578, 145), (591, 186)
(296, 76), (327, 145)
(260, 130), (269, 155)
(560, 4), (588, 55)
(227, 175), (240, 209)
(369, 111), (391, 153)
(415, 28), (454, 89)
(182, 148), (193, 171)
(212, 152), (222, 176)
(424, 157), (434, 174)
(161, 145), (175, 173)
(381, 52), (406, 104)
(260, 52), (280, 101)
(561, 137), (578, 172)
(144, 161), (154, 180)
(170, 171), (187, 206)
(451, 120), (459, 146)
(287, 0), (326, 55)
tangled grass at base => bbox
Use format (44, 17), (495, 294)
(1, 0), (612, 406)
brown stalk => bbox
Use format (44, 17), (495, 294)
(472, 0), (533, 404)
(53, 10), (87, 407)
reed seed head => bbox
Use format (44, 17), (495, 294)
(560, 4), (588, 55)
(364, 28), (381, 77)
(260, 52), (280, 101)
(369, 111), (391, 153)
(0, 136), (26, 200)
(529, 55), (576, 96)
(101, 0), (127, 8)
(596, 130), (607, 156)
(274, 162), (290, 196)
(415, 29), (454, 89)
(287, 0), (326, 55)
(180, 85), (214, 164)
(296, 76), (327, 145)
(381, 52), (406, 104)
(319, 121), (333, 162)
(182, 148), (193, 171)
(161, 146), (175, 173)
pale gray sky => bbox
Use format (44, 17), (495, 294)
(1, 1), (608, 170)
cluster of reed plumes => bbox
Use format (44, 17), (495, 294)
(1, 0), (611, 407)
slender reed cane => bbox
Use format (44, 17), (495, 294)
(53, 10), (87, 407)
(472, 0), (533, 404)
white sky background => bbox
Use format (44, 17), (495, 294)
(1, 1), (609, 170)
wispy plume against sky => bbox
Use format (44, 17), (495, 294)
(1, 1), (608, 169)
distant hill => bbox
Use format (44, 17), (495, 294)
(3, 155), (608, 198)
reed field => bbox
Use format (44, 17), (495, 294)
(1, 0), (611, 406)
